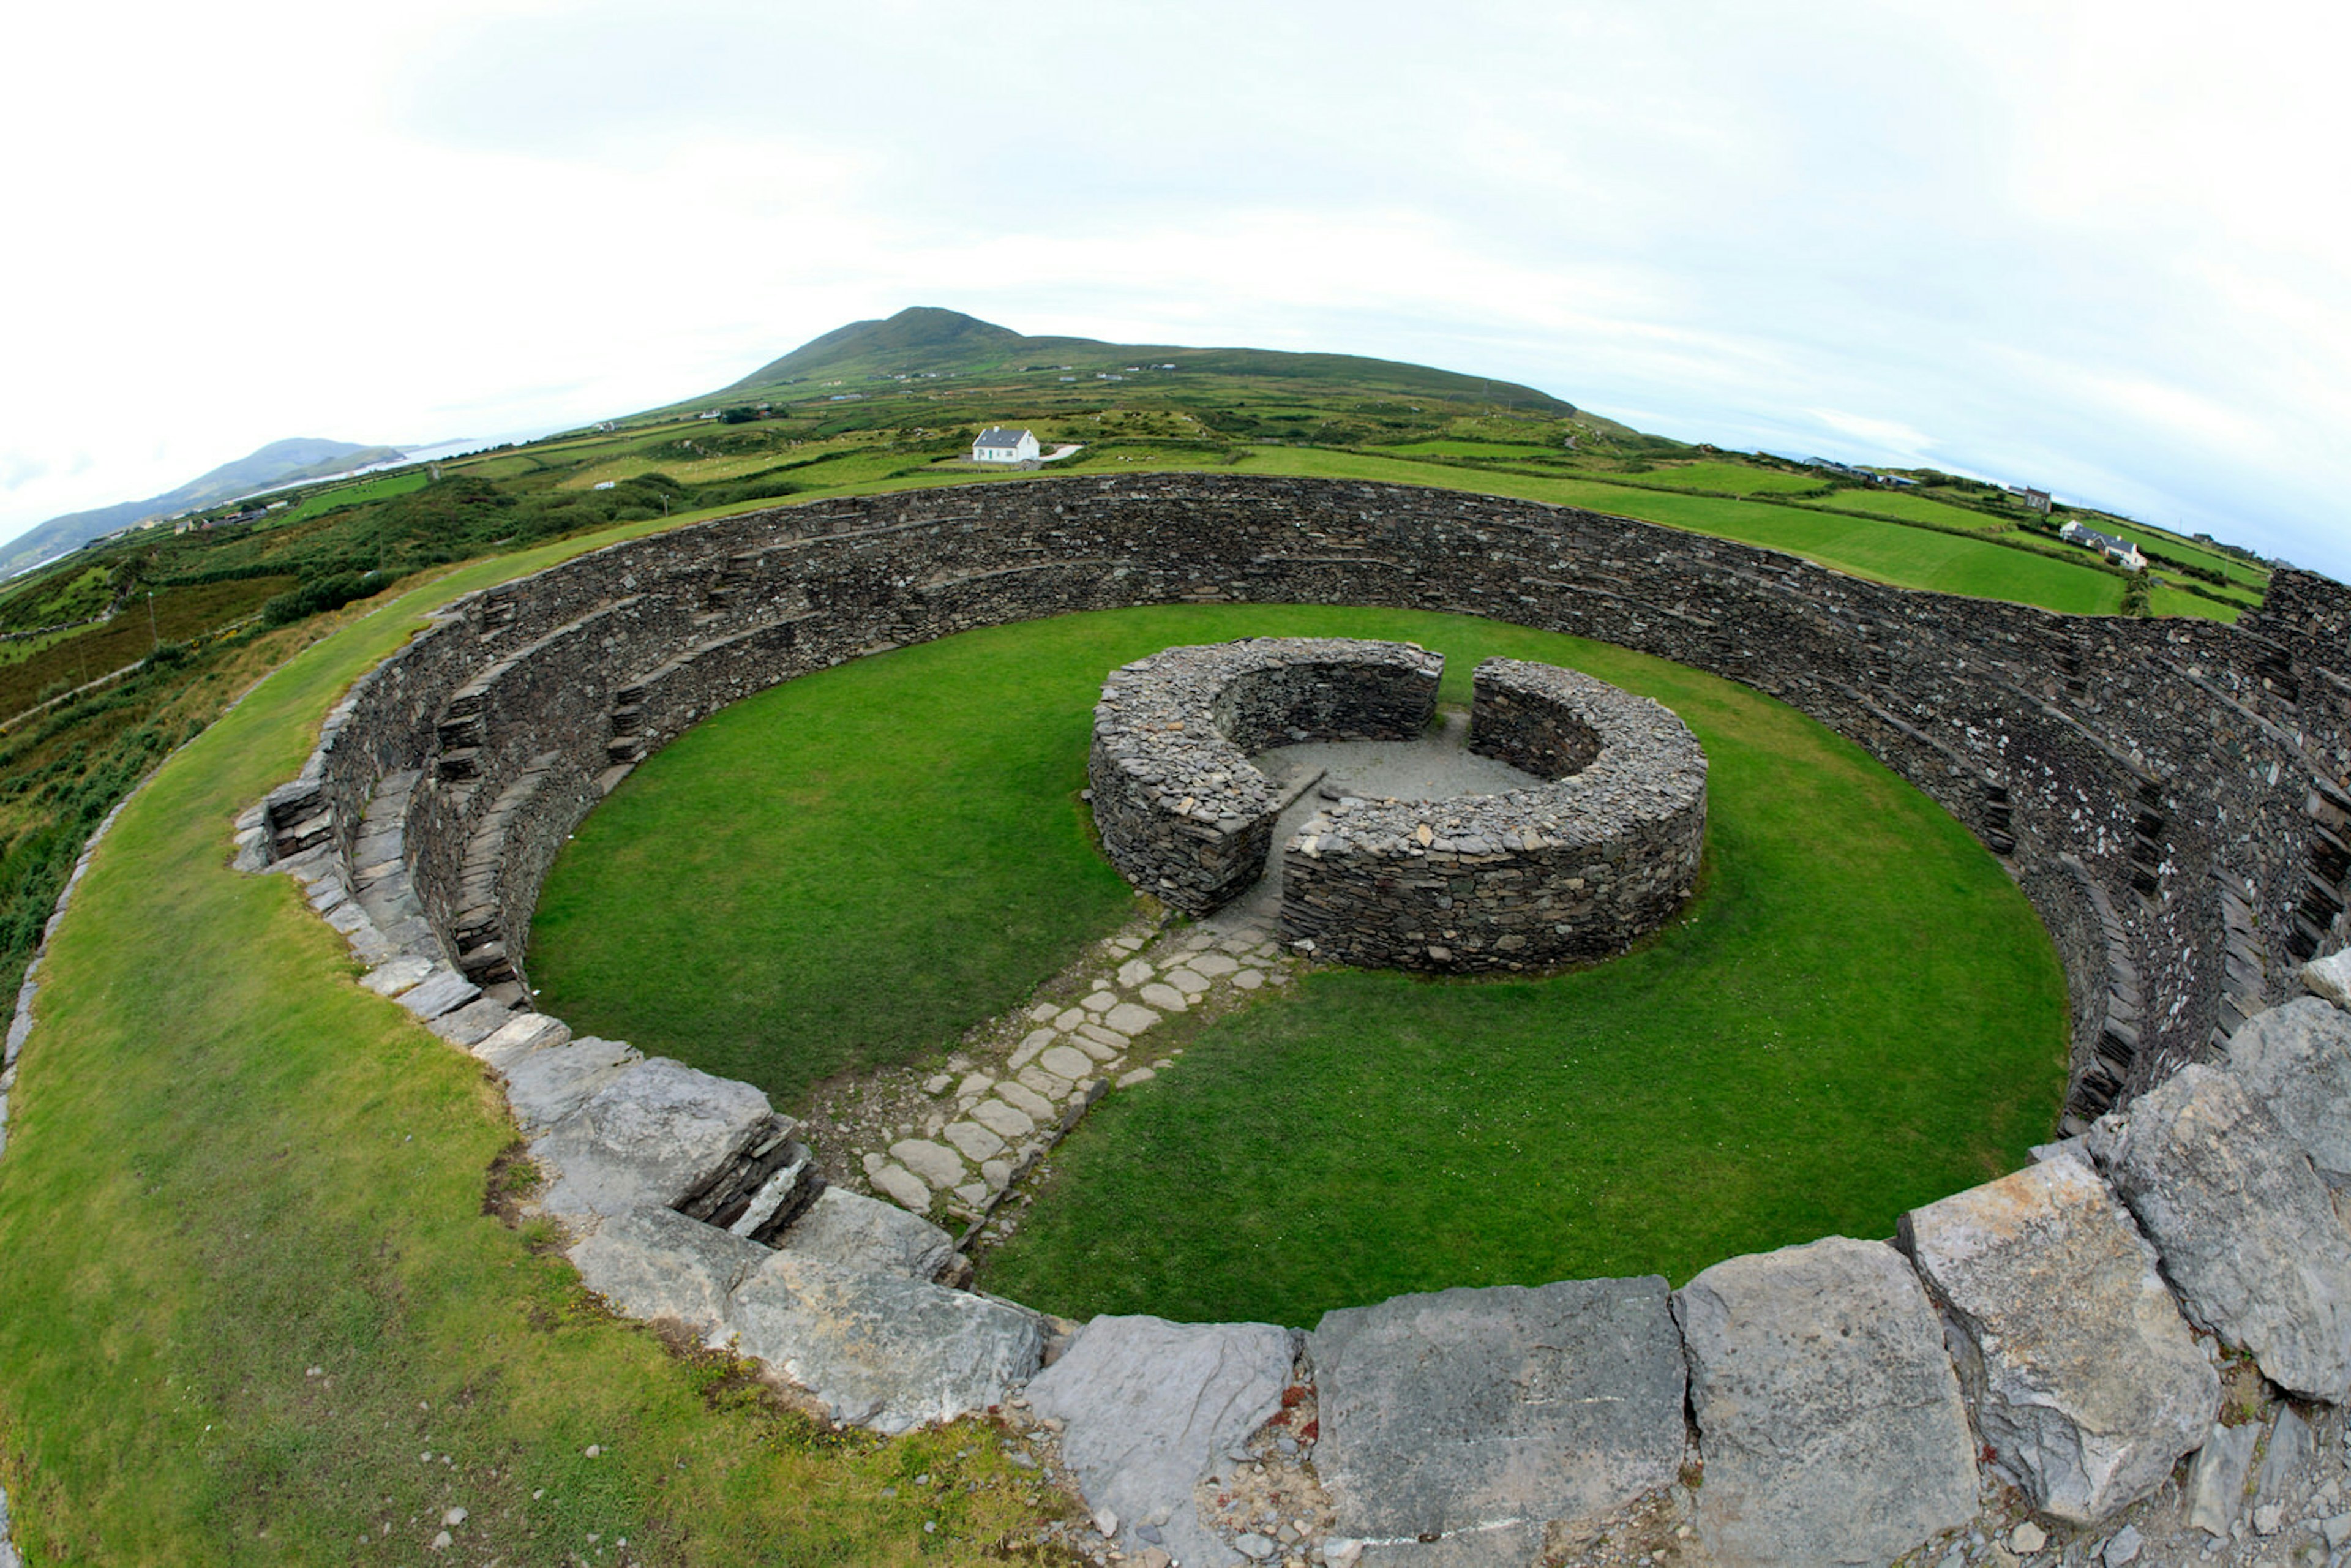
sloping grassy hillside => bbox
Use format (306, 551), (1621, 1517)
(0, 536), (1060, 1566)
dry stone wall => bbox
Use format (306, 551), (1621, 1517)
(250, 473), (2351, 1124)
(1283, 656), (1707, 972)
(222, 471), (2351, 1564)
(1087, 638), (1442, 912)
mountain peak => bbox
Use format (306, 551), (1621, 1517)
(727, 307), (1033, 388)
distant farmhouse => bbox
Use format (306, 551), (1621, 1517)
(2059, 520), (2146, 572)
(971, 427), (1040, 464)
(2009, 485), (2053, 513)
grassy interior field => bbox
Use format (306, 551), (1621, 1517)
(530, 606), (2069, 1329)
(0, 534), (1062, 1567)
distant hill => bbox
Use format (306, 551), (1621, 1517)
(0, 438), (405, 580)
(718, 306), (1576, 413)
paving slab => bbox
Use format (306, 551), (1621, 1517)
(872, 1162), (931, 1212)
(943, 1120), (1007, 1163)
(2224, 997), (2351, 1183)
(531, 1058), (776, 1220)
(396, 967), (480, 1019)
(996, 1081), (1057, 1122)
(2087, 1063), (2351, 1401)
(1104, 1003), (1161, 1035)
(731, 1252), (1043, 1433)
(971, 1099), (1037, 1141)
(890, 1138), (967, 1190)
(1902, 1152), (2218, 1523)
(778, 1186), (957, 1281)
(504, 1036), (642, 1135)
(1674, 1236), (1976, 1567)
(1314, 1277), (1684, 1564)
(568, 1206), (771, 1348)
(1027, 1315), (1294, 1567)
(1039, 1045), (1097, 1082)
(473, 1011), (570, 1073)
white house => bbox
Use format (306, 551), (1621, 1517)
(2058, 520), (2146, 572)
(971, 426), (1041, 463)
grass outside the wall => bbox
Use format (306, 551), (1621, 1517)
(0, 536), (1063, 1566)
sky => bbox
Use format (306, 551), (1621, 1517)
(3, 0), (2347, 574)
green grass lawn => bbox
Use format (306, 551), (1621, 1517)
(1229, 448), (2130, 613)
(529, 606), (2068, 1332)
(270, 469), (429, 527)
(0, 536), (1062, 1566)
(1602, 460), (1832, 497)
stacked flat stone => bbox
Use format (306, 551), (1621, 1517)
(1086, 638), (1442, 912)
(1284, 656), (1707, 972)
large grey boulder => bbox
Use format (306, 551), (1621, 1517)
(2224, 998), (2351, 1184)
(504, 1036), (642, 1135)
(1025, 1315), (1294, 1567)
(1902, 1153), (2218, 1524)
(776, 1187), (958, 1282)
(731, 1251), (1043, 1434)
(568, 1205), (773, 1348)
(531, 1058), (775, 1221)
(2086, 1064), (2351, 1401)
(1674, 1236), (1976, 1567)
(1311, 1277), (1685, 1566)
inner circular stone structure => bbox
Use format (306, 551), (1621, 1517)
(1088, 637), (1709, 972)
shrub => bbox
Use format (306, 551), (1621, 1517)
(260, 571), (388, 626)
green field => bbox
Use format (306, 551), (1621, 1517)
(531, 605), (2069, 1328)
(1228, 448), (2132, 613)
(1599, 460), (1832, 497)
(268, 468), (429, 527)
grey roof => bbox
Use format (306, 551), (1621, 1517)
(2069, 525), (2135, 554)
(974, 427), (1032, 446)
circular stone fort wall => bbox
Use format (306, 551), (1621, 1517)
(1088, 638), (1706, 971)
(257, 472), (2351, 1133)
(212, 471), (2351, 1559)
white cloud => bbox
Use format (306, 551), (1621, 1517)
(1, 0), (2345, 576)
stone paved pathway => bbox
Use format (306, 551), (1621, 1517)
(800, 900), (1299, 1244)
(800, 715), (1547, 1247)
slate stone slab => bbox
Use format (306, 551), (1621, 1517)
(1025, 1315), (1294, 1568)
(1311, 1277), (1685, 1565)
(504, 1036), (642, 1135)
(2224, 998), (2351, 1184)
(1674, 1236), (1976, 1567)
(427, 997), (511, 1047)
(568, 1205), (773, 1348)
(2087, 1063), (2351, 1401)
(532, 1057), (775, 1221)
(778, 1186), (957, 1282)
(1902, 1152), (2218, 1525)
(731, 1252), (1043, 1434)
(2184, 1420), (2258, 1536)
(473, 1011), (571, 1074)
(360, 955), (433, 997)
(395, 966), (481, 1019)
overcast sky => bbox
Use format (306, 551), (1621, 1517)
(4, 1), (2346, 574)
